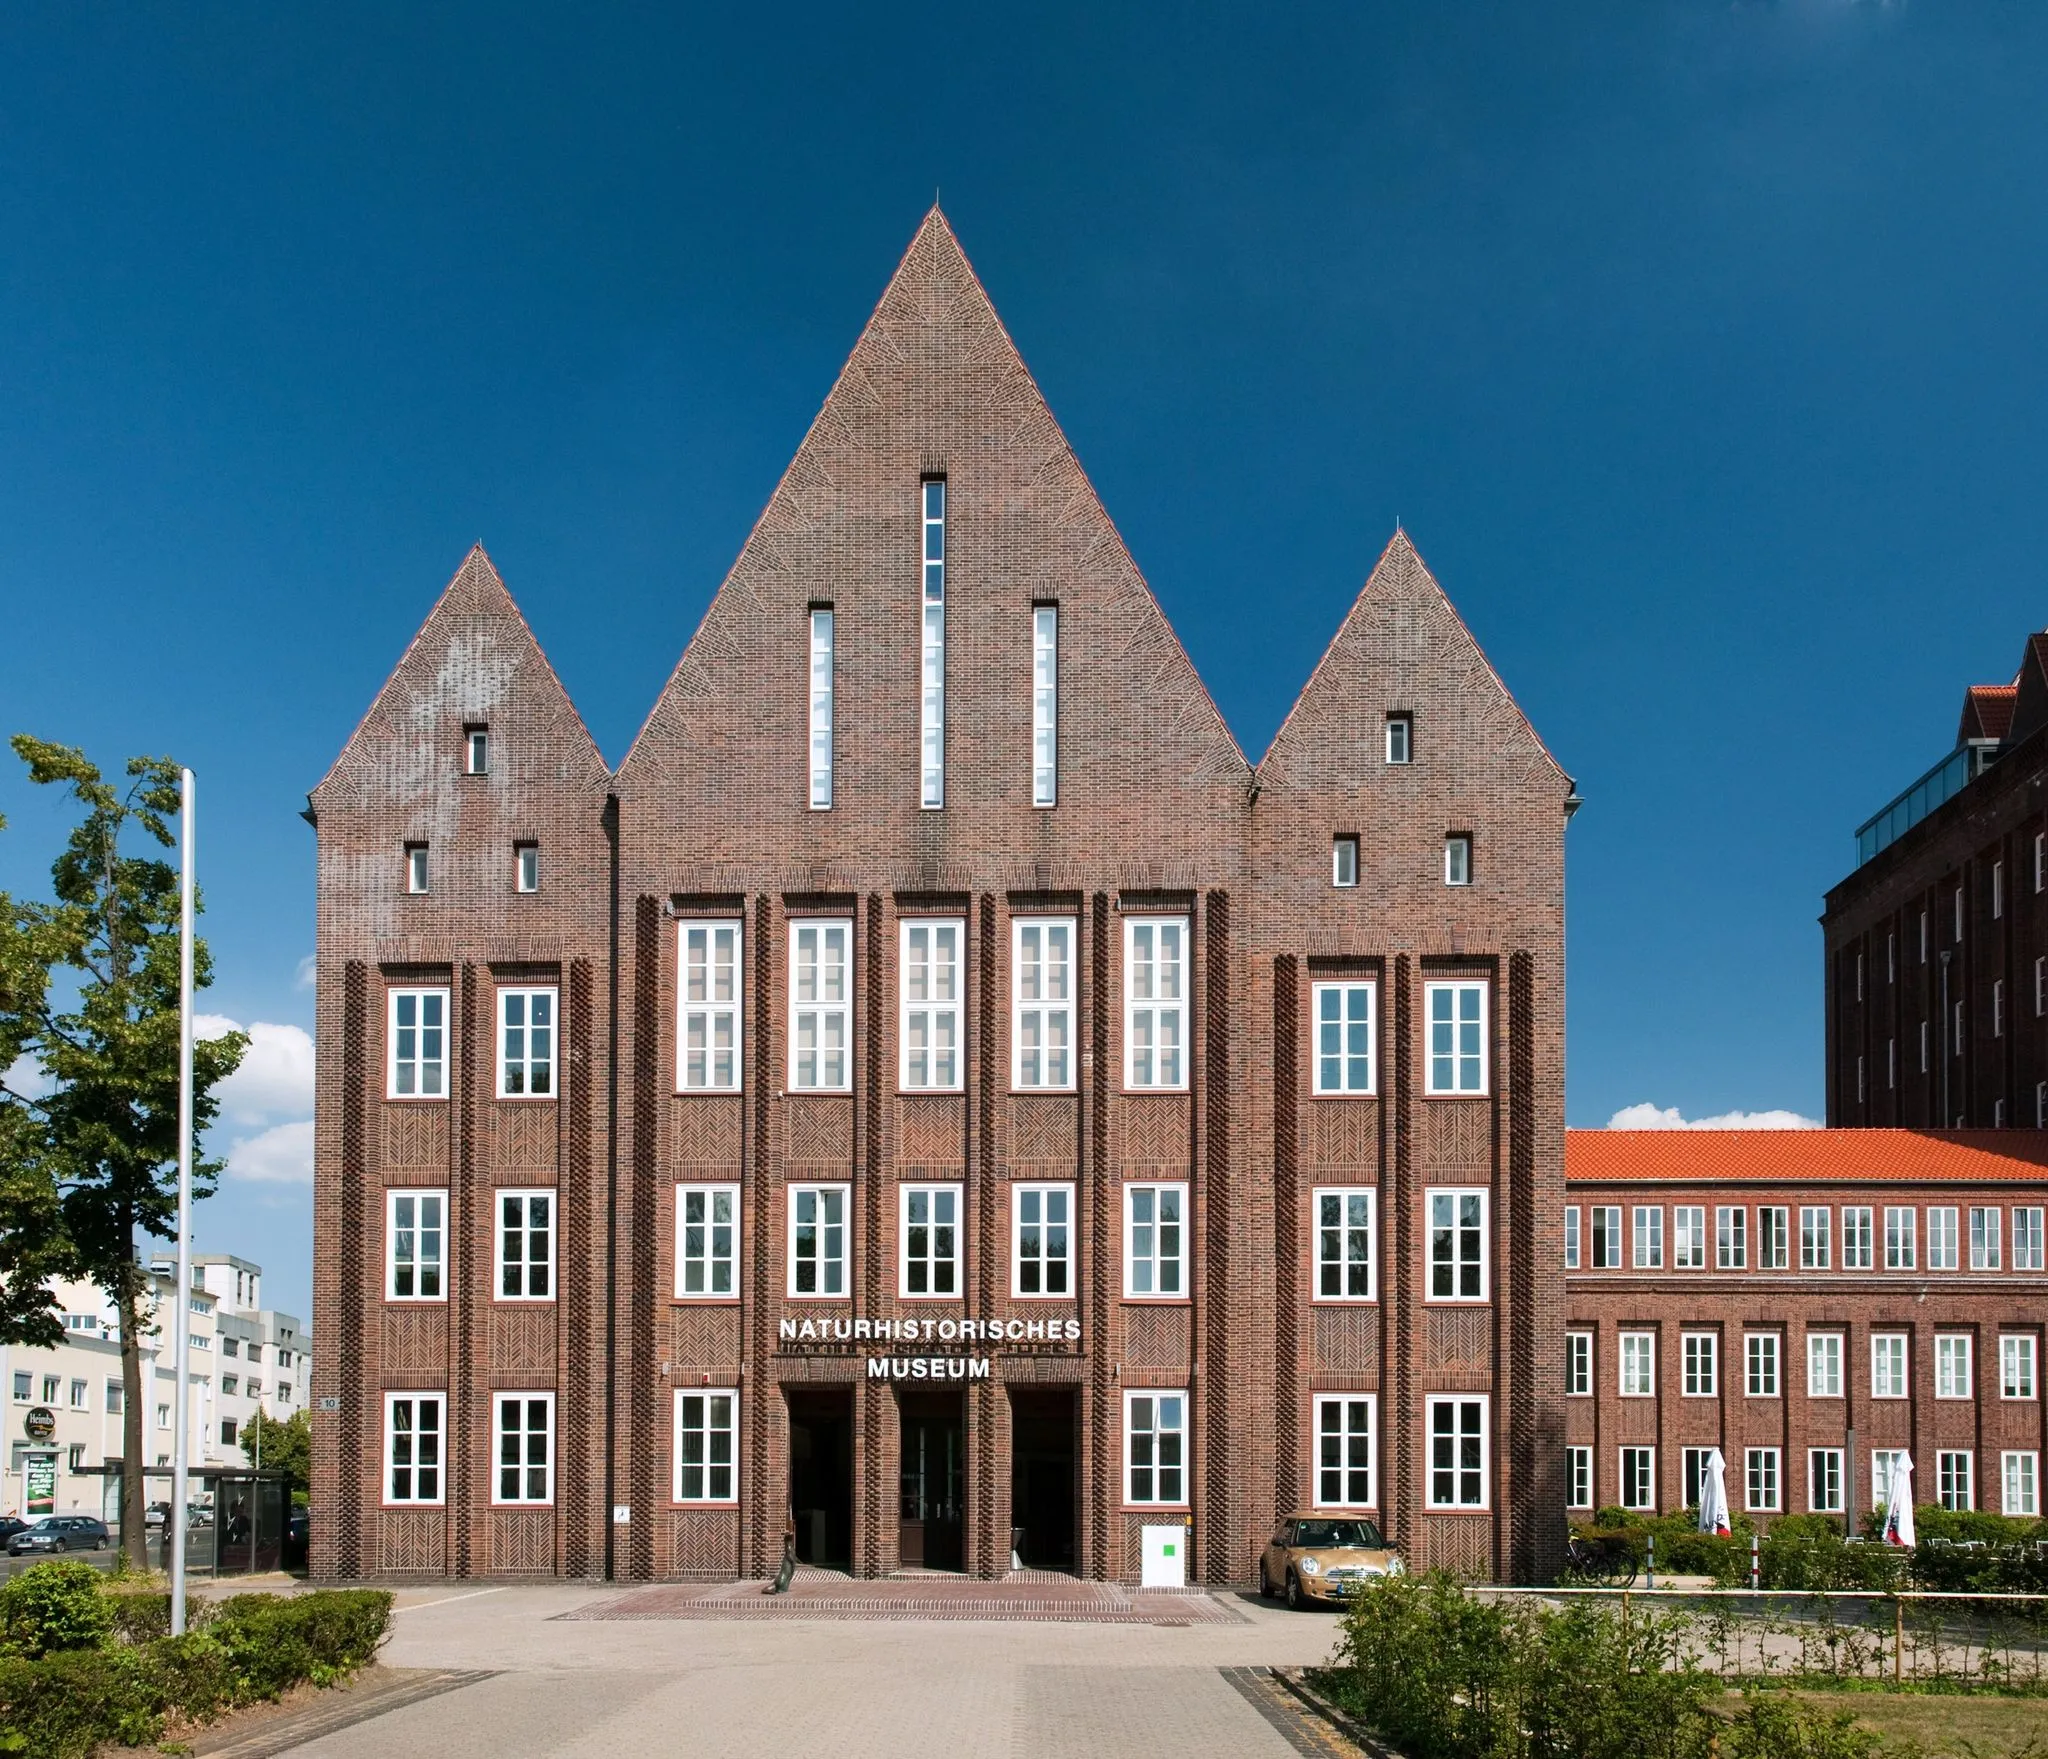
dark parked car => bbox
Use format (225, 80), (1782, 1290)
(7, 1515), (112, 1555)
(0, 1517), (30, 1546)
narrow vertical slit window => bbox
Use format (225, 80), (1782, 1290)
(808, 608), (834, 809)
(514, 842), (539, 893)
(465, 727), (489, 775)
(920, 480), (946, 808)
(1032, 603), (1057, 806)
(1444, 835), (1473, 886)
(404, 843), (429, 894)
(1385, 714), (1412, 764)
(1332, 836), (1358, 888)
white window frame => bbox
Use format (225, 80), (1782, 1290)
(492, 1390), (554, 1505)
(1673, 1206), (1706, 1270)
(1567, 1445), (1593, 1510)
(1619, 1445), (1656, 1512)
(1841, 1206), (1873, 1270)
(497, 986), (558, 1099)
(1800, 1206), (1831, 1270)
(385, 1189), (447, 1302)
(788, 920), (852, 1093)
(494, 1189), (555, 1302)
(1938, 1450), (1974, 1512)
(1012, 1182), (1074, 1299)
(514, 842), (539, 894)
(387, 987), (450, 1100)
(808, 606), (834, 810)
(1884, 1207), (1916, 1270)
(1807, 1332), (1843, 1398)
(675, 1183), (740, 1299)
(383, 1393), (445, 1506)
(1873, 1449), (1908, 1508)
(1427, 1187), (1488, 1302)
(1385, 714), (1411, 764)
(1565, 1330), (1592, 1397)
(1746, 1331), (1780, 1398)
(672, 1387), (739, 1504)
(1427, 1395), (1489, 1509)
(1313, 1187), (1377, 1302)
(1746, 1447), (1781, 1512)
(1123, 917), (1188, 1091)
(465, 727), (489, 775)
(1935, 1333), (1972, 1400)
(1123, 1181), (1189, 1298)
(1564, 1205), (1581, 1270)
(1423, 979), (1487, 1096)
(1590, 1205), (1623, 1269)
(1124, 1389), (1187, 1506)
(1012, 918), (1075, 1091)
(2003, 1451), (2040, 1517)
(1809, 1448), (1844, 1513)
(1870, 1332), (1908, 1399)
(2002, 1334), (2039, 1400)
(899, 918), (964, 1092)
(2017, 1207), (2046, 1271)
(1759, 1205), (1789, 1269)
(1928, 1206), (1959, 1271)
(920, 480), (946, 809)
(404, 842), (429, 894)
(1716, 1206), (1746, 1269)
(787, 1183), (850, 1298)
(899, 1182), (963, 1299)
(1970, 1206), (2002, 1270)
(1312, 981), (1377, 1096)
(1312, 1394), (1377, 1508)
(677, 921), (743, 1092)
(1443, 835), (1472, 887)
(1332, 835), (1358, 888)
(1681, 1332), (1717, 1397)
(1032, 603), (1057, 807)
(1620, 1331), (1656, 1397)
(1633, 1205), (1664, 1270)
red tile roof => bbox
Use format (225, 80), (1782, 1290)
(1566, 1128), (2048, 1186)
(1958, 682), (2017, 743)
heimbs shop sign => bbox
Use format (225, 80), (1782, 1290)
(777, 1314), (1082, 1382)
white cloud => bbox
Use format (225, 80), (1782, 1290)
(224, 1119), (314, 1185)
(294, 954), (317, 991)
(197, 1018), (315, 1125)
(1607, 1103), (1822, 1131)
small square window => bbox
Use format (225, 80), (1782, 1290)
(1332, 836), (1358, 888)
(1385, 715), (1411, 765)
(515, 843), (539, 893)
(404, 843), (429, 894)
(1444, 835), (1472, 887)
(465, 727), (489, 775)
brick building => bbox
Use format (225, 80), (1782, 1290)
(306, 209), (1575, 1586)
(1565, 1129), (2048, 1526)
(1825, 629), (2048, 1128)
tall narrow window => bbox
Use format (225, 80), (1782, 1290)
(1928, 1206), (1959, 1270)
(920, 480), (946, 808)
(1871, 1333), (1908, 1398)
(1385, 715), (1411, 764)
(1428, 1188), (1487, 1300)
(1682, 1333), (1717, 1396)
(1424, 980), (1487, 1095)
(1884, 1207), (1916, 1270)
(1013, 1183), (1073, 1297)
(384, 1394), (443, 1504)
(1427, 1397), (1488, 1508)
(1124, 1183), (1187, 1297)
(493, 1392), (553, 1504)
(1124, 917), (1187, 1090)
(1332, 836), (1359, 888)
(2005, 1452), (2040, 1516)
(1801, 1206), (1831, 1269)
(1591, 1206), (1623, 1268)
(1620, 1446), (1656, 1511)
(2017, 1207), (2046, 1271)
(495, 1191), (554, 1300)
(674, 1389), (738, 1503)
(1444, 835), (1472, 886)
(1564, 1206), (1581, 1269)
(1633, 1206), (1664, 1269)
(388, 988), (448, 1098)
(1314, 1395), (1376, 1508)
(1032, 604), (1057, 806)
(1746, 1332), (1780, 1397)
(1842, 1206), (1874, 1270)
(386, 1191), (446, 1301)
(1809, 1449), (1844, 1513)
(900, 1184), (961, 1297)
(514, 843), (539, 893)
(1935, 1334), (1972, 1399)
(498, 987), (557, 1098)
(808, 608), (834, 809)
(404, 843), (429, 894)
(465, 727), (489, 774)
(2005, 1335), (2040, 1399)
(1807, 1333), (1843, 1397)
(789, 921), (851, 1092)
(900, 920), (962, 1091)
(788, 1185), (849, 1297)
(1938, 1451), (1974, 1511)
(1620, 1332), (1656, 1396)
(1673, 1206), (1706, 1269)
(1971, 1206), (2002, 1269)
(1012, 918), (1074, 1090)
(1567, 1447), (1593, 1509)
(1566, 1332), (1592, 1396)
(1747, 1449), (1781, 1512)
(678, 922), (742, 1091)
(1314, 1189), (1376, 1300)
(675, 1185), (739, 1298)
(1312, 981), (1376, 1094)
(1716, 1206), (1747, 1269)
(1125, 1391), (1187, 1505)
(1759, 1206), (1789, 1269)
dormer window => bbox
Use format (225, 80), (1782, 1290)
(1385, 715), (1412, 765)
(465, 727), (489, 775)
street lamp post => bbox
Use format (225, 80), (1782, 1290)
(169, 771), (195, 1634)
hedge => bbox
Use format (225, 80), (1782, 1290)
(0, 1572), (391, 1759)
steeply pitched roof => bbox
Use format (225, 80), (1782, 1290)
(1957, 683), (2017, 744)
(2002, 633), (2048, 750)
(1567, 1128), (2048, 1186)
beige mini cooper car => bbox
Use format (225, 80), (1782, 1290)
(1258, 1514), (1403, 1609)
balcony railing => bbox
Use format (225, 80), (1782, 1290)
(1854, 740), (2001, 867)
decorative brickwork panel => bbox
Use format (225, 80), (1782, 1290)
(489, 1509), (555, 1574)
(379, 1306), (447, 1378)
(382, 1104), (449, 1171)
(1312, 1307), (1380, 1376)
(377, 1509), (446, 1574)
(1122, 1512), (1192, 1585)
(1419, 1515), (1492, 1578)
(489, 1305), (557, 1374)
(670, 1509), (743, 1577)
(786, 1096), (852, 1164)
(1010, 1095), (1078, 1164)
(1120, 1095), (1189, 1170)
(491, 1102), (559, 1174)
(670, 1096), (743, 1169)
(1312, 1100), (1380, 1175)
(1417, 1100), (1491, 1180)
(1123, 1304), (1191, 1369)
(671, 1306), (743, 1368)
(896, 1096), (964, 1166)
(1424, 1308), (1491, 1373)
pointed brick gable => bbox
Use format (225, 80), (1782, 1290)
(313, 545), (608, 810)
(617, 209), (1248, 866)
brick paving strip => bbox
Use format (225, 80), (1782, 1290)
(1217, 1668), (1370, 1758)
(559, 1576), (1247, 1625)
(187, 1665), (498, 1758)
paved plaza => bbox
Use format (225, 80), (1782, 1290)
(257, 1579), (1361, 1758)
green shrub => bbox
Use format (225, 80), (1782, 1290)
(0, 1562), (115, 1660)
(1723, 1691), (1884, 1759)
(145, 1631), (236, 1723)
(0, 1645), (159, 1759)
(208, 1589), (391, 1698)
(99, 1588), (206, 1646)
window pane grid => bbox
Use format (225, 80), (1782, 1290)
(494, 1393), (553, 1504)
(1032, 605), (1057, 806)
(385, 1394), (443, 1504)
(1013, 919), (1074, 1090)
(1125, 1391), (1187, 1505)
(1014, 1183), (1073, 1297)
(921, 481), (945, 808)
(790, 1185), (849, 1297)
(1428, 1189), (1487, 1300)
(498, 987), (557, 1098)
(1315, 1189), (1376, 1301)
(1313, 982), (1377, 1095)
(1314, 1396), (1375, 1508)
(1124, 1183), (1187, 1297)
(674, 1390), (738, 1503)
(387, 1191), (446, 1301)
(901, 1184), (961, 1297)
(901, 920), (962, 1091)
(496, 1191), (554, 1300)
(1124, 919), (1187, 1089)
(388, 988), (448, 1098)
(677, 1185), (739, 1297)
(679, 923), (742, 1090)
(1425, 981), (1486, 1094)
(790, 922), (852, 1091)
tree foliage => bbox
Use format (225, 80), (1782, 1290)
(239, 1408), (311, 1503)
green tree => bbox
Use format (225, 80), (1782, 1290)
(6, 738), (245, 1566)
(240, 1408), (311, 1504)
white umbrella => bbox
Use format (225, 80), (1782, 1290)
(1697, 1447), (1732, 1537)
(1880, 1452), (1916, 1547)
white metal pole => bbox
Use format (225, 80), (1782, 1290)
(169, 770), (195, 1632)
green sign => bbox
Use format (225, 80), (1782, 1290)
(24, 1453), (55, 1516)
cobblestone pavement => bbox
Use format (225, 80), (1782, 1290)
(563, 1574), (1246, 1623)
(277, 1581), (1361, 1757)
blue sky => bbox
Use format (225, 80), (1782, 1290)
(4, 2), (2046, 1319)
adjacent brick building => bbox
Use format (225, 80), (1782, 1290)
(306, 209), (1576, 1586)
(1565, 1129), (2048, 1526)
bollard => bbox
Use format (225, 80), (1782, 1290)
(1750, 1532), (1760, 1591)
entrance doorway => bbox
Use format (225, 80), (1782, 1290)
(786, 1389), (853, 1570)
(898, 1388), (964, 1571)
(1008, 1387), (1077, 1572)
